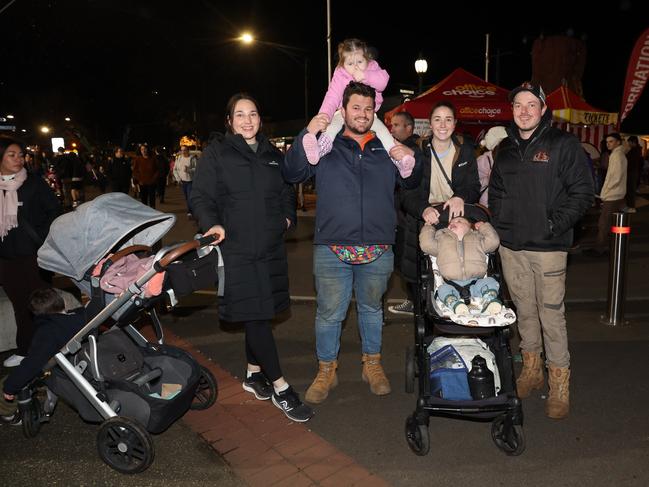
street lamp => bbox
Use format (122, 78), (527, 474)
(64, 117), (71, 122)
(415, 55), (428, 95)
(40, 125), (50, 134)
(238, 32), (309, 123)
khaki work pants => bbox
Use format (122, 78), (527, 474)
(499, 247), (569, 368)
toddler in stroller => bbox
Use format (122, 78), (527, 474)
(419, 215), (503, 316)
(10, 193), (220, 474)
(404, 204), (524, 457)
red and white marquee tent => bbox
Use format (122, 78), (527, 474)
(547, 85), (618, 148)
(384, 68), (511, 138)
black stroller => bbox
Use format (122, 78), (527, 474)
(404, 204), (525, 456)
(15, 193), (220, 474)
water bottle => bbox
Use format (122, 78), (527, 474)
(468, 355), (495, 400)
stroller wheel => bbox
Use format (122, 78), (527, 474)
(190, 366), (218, 410)
(21, 398), (42, 438)
(97, 417), (154, 474)
(405, 415), (429, 456)
(491, 415), (525, 456)
(405, 346), (415, 394)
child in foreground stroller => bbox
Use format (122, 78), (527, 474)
(0, 288), (85, 422)
(419, 215), (503, 317)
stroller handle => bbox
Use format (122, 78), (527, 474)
(157, 234), (220, 269)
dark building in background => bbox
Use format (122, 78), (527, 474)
(531, 35), (587, 96)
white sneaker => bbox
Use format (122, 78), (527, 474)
(3, 354), (25, 368)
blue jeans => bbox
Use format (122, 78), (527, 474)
(313, 245), (393, 361)
(437, 277), (499, 304)
(181, 181), (193, 214)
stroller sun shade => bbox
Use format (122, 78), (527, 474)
(38, 193), (177, 281)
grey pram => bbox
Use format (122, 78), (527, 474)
(16, 193), (219, 474)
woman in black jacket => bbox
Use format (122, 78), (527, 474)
(393, 101), (480, 313)
(0, 136), (61, 367)
(191, 93), (312, 422)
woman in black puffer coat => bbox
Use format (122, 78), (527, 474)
(191, 93), (312, 422)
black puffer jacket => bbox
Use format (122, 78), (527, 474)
(488, 115), (594, 251)
(397, 134), (480, 282)
(190, 133), (296, 322)
(0, 173), (61, 259)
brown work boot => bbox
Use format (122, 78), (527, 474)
(361, 353), (391, 395)
(305, 360), (338, 404)
(516, 351), (545, 398)
(545, 366), (570, 419)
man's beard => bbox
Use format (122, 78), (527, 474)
(345, 116), (373, 135)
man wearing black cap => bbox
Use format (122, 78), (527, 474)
(489, 82), (594, 420)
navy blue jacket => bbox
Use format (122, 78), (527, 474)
(282, 129), (421, 245)
(4, 308), (86, 395)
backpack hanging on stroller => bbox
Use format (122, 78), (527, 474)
(404, 204), (525, 457)
(13, 193), (220, 474)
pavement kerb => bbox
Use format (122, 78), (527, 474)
(142, 327), (391, 487)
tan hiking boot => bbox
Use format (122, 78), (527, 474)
(516, 351), (545, 398)
(545, 366), (570, 419)
(361, 353), (391, 395)
(305, 360), (338, 404)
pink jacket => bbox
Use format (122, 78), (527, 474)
(318, 60), (389, 118)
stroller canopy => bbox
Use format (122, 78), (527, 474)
(38, 193), (177, 281)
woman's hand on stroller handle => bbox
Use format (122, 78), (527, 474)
(204, 225), (225, 244)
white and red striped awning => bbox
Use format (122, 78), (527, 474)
(553, 122), (616, 148)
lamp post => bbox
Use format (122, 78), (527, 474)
(238, 33), (309, 123)
(415, 55), (428, 95)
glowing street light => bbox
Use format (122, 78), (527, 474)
(40, 125), (50, 134)
(64, 117), (71, 122)
(6, 114), (14, 119)
(239, 32), (254, 44)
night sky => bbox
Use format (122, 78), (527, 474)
(1, 0), (648, 148)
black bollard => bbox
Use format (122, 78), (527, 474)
(601, 212), (631, 326)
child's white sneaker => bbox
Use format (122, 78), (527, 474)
(453, 302), (470, 315)
(483, 300), (502, 315)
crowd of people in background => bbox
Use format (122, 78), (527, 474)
(15, 140), (209, 214)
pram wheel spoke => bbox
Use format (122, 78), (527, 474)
(405, 347), (415, 394)
(97, 417), (154, 474)
(405, 415), (430, 456)
(190, 365), (218, 410)
(491, 415), (525, 456)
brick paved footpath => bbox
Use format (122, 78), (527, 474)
(144, 327), (390, 487)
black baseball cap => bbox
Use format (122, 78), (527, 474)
(508, 81), (546, 105)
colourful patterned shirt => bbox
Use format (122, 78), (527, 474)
(329, 244), (390, 264)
